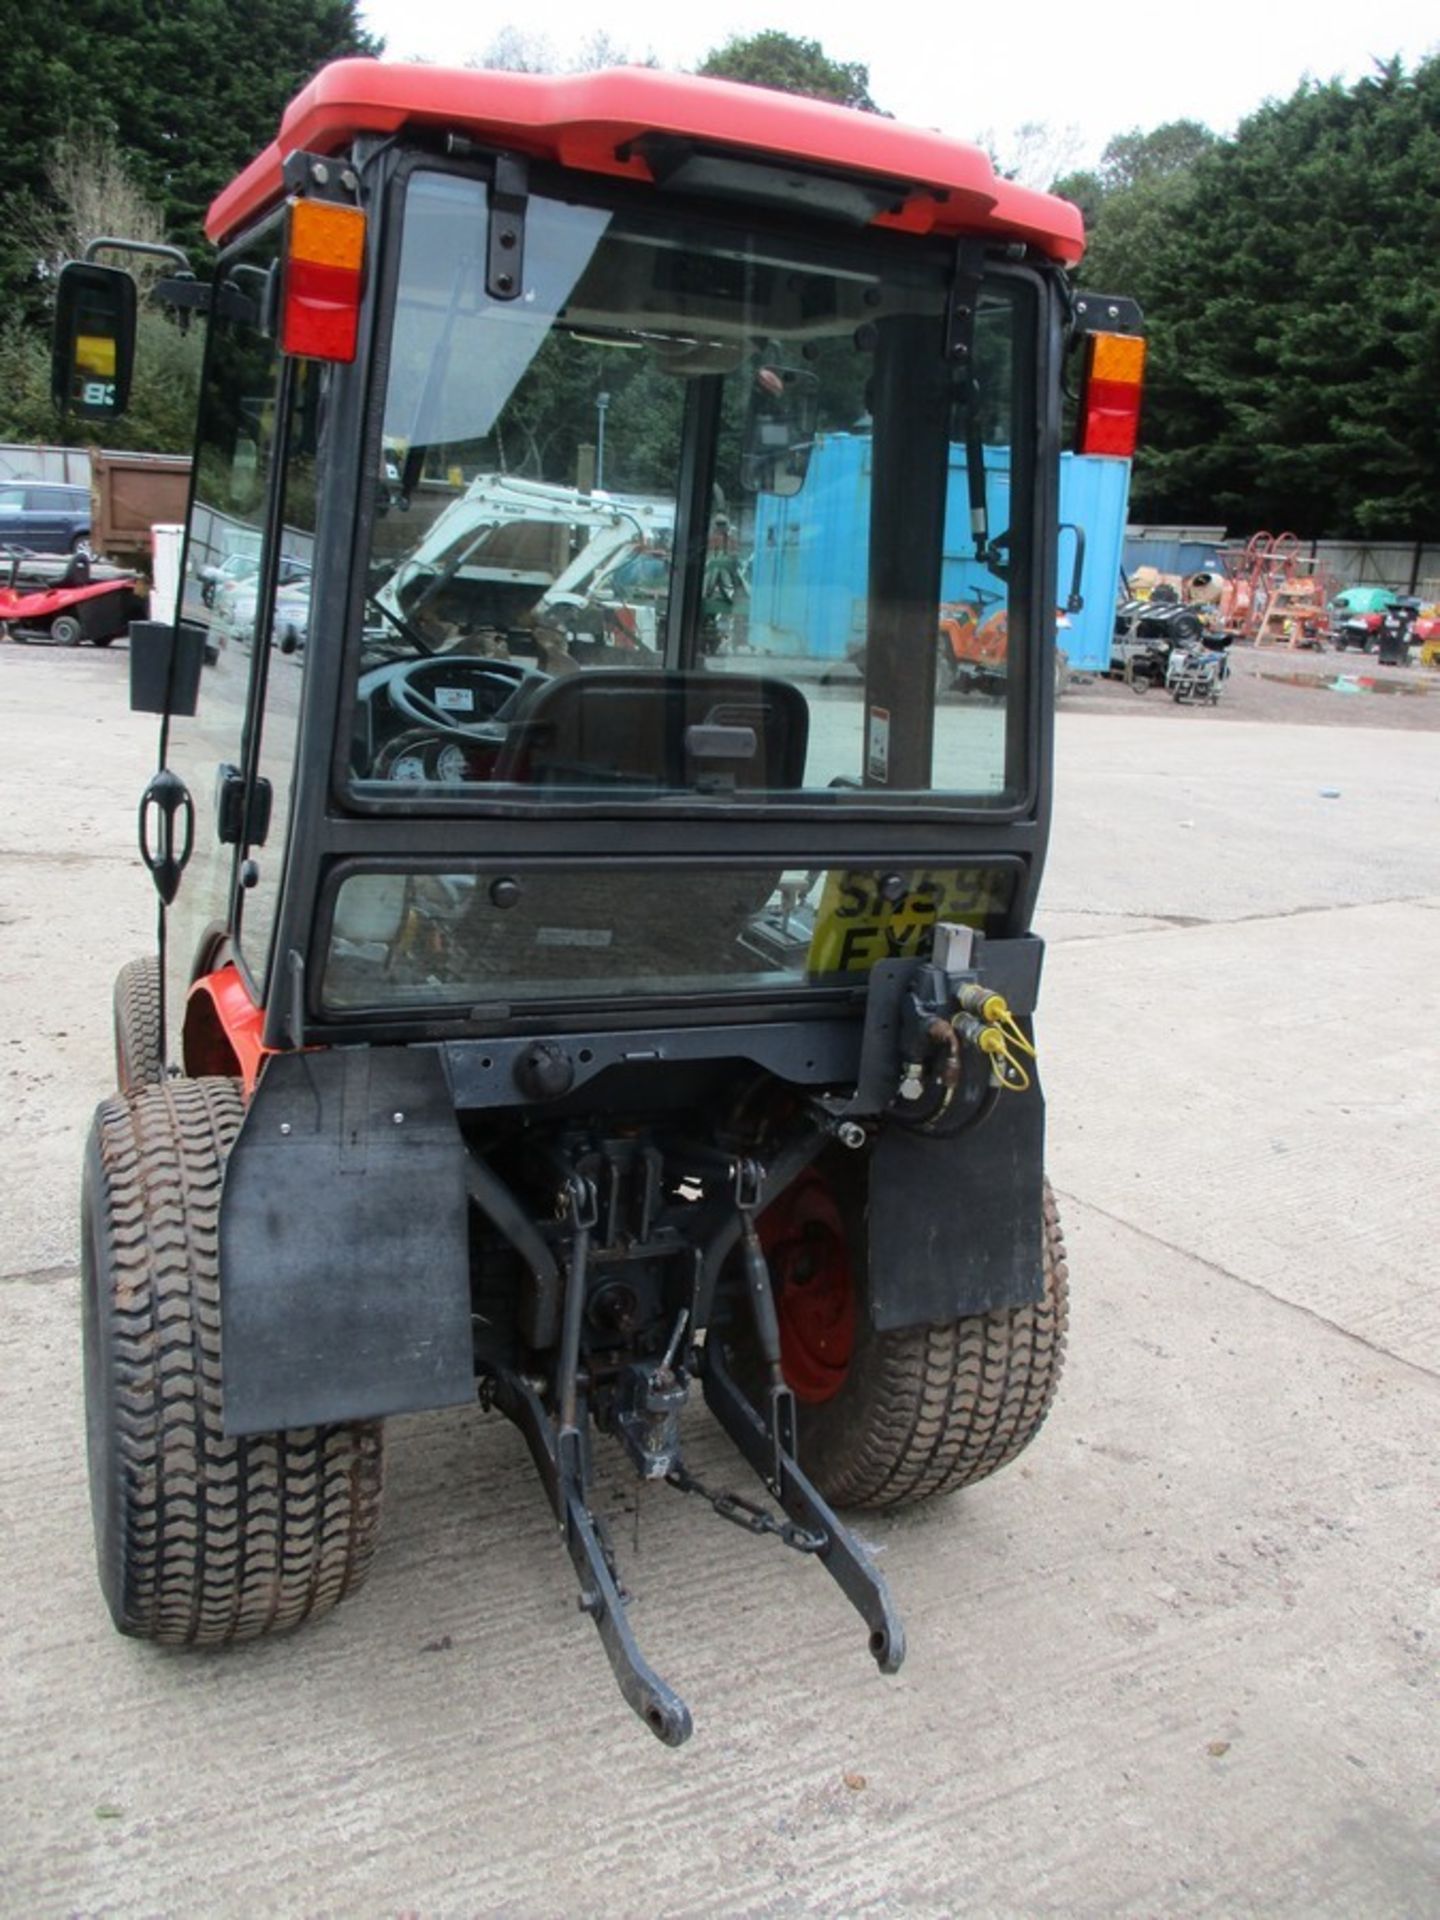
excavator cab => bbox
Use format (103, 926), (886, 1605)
(73, 63), (1137, 1743)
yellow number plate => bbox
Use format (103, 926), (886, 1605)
(807, 867), (1014, 975)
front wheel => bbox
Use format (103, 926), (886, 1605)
(50, 613), (83, 646)
(112, 954), (163, 1093)
(762, 1168), (1069, 1513)
(82, 1078), (385, 1643)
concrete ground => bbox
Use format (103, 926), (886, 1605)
(1, 639), (1436, 1916)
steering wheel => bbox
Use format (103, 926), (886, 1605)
(386, 656), (536, 736)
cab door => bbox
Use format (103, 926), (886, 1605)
(152, 230), (290, 1057)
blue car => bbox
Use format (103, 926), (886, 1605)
(0, 480), (91, 553)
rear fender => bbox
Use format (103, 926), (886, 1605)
(217, 1045), (475, 1433)
(866, 1076), (1046, 1327)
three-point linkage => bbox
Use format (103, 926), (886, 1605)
(488, 1139), (905, 1745)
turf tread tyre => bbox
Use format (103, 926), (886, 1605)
(792, 1180), (1069, 1513)
(82, 1077), (384, 1644)
(113, 955), (163, 1094)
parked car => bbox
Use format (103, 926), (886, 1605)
(0, 480), (91, 552)
(201, 550), (310, 603)
(214, 571), (311, 651)
(200, 549), (309, 608)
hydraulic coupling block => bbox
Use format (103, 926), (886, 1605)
(882, 924), (1042, 1125)
(952, 980), (1036, 1092)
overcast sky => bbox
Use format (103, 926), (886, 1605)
(358, 0), (1437, 171)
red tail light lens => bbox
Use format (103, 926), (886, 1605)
(280, 198), (365, 363)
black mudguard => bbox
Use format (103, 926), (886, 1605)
(218, 1046), (475, 1434)
(865, 1074), (1045, 1328)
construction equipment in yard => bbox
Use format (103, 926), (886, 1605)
(1217, 530), (1334, 647)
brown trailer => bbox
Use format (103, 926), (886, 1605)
(89, 449), (191, 574)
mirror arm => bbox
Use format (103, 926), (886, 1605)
(1059, 520), (1087, 614)
(83, 236), (192, 272)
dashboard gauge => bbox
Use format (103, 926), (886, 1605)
(434, 741), (471, 784)
(386, 746), (431, 782)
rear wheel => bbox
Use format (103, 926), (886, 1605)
(82, 1078), (385, 1644)
(113, 955), (163, 1094)
(762, 1165), (1068, 1513)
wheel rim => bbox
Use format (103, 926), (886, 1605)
(760, 1171), (856, 1404)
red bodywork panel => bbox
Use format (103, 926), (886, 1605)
(208, 62), (1084, 263)
(187, 964), (274, 1097)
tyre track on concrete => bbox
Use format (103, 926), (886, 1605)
(0, 1262), (75, 1287)
(1042, 896), (1440, 1375)
(1051, 1188), (1440, 1385)
(1042, 890), (1439, 942)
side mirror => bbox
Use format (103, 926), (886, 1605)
(52, 261), (136, 421)
(740, 361), (819, 498)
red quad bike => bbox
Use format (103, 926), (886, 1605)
(60, 63), (1142, 1745)
(0, 550), (140, 646)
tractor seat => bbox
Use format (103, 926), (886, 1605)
(491, 667), (809, 796)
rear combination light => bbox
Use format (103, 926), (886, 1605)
(280, 198), (366, 363)
(1077, 331), (1146, 458)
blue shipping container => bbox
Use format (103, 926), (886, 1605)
(747, 435), (1131, 673)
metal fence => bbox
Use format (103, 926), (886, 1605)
(187, 501), (314, 580)
(1303, 540), (1440, 599)
(0, 442), (91, 486)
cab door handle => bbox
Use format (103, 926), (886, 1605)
(138, 768), (195, 905)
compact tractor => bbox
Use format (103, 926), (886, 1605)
(59, 63), (1142, 1743)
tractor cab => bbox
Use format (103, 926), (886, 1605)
(67, 63), (1139, 1744)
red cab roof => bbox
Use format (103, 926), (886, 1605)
(207, 61), (1084, 264)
